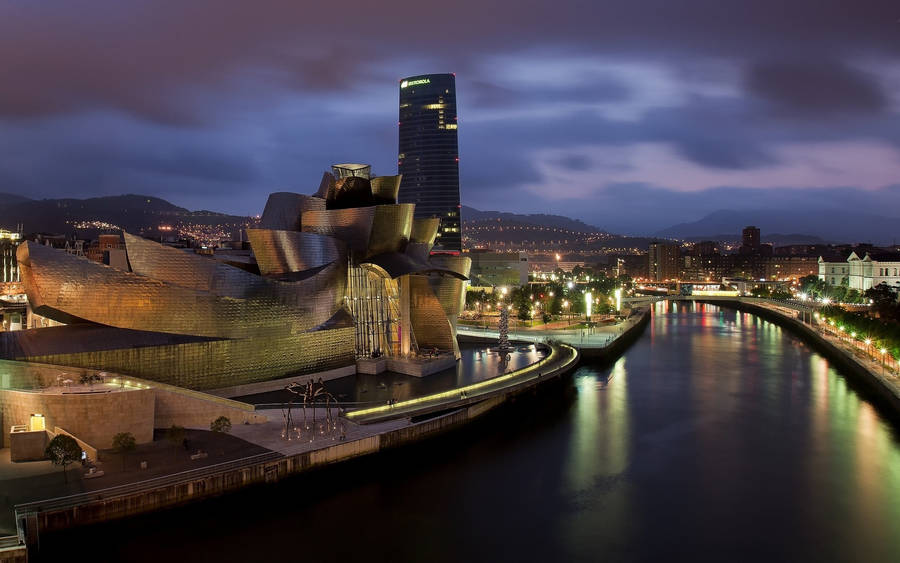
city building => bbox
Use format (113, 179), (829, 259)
(741, 225), (760, 253)
(820, 251), (900, 291)
(398, 73), (461, 254)
(761, 255), (819, 280)
(468, 250), (529, 287)
(691, 240), (719, 256)
(1, 229), (21, 285)
(648, 243), (680, 282)
(0, 164), (471, 391)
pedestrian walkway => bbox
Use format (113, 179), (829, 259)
(458, 308), (647, 351)
(345, 342), (579, 424)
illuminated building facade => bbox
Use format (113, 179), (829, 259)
(819, 251), (900, 291)
(1, 229), (21, 284)
(398, 74), (461, 254)
(648, 243), (680, 282)
(1, 165), (470, 391)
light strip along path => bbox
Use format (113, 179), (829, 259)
(345, 342), (579, 424)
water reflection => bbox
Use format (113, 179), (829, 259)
(39, 301), (900, 563)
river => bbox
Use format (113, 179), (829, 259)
(39, 301), (900, 562)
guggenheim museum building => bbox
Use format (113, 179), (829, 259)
(0, 164), (471, 392)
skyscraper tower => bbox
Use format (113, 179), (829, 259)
(398, 73), (461, 253)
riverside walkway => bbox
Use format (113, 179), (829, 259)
(458, 306), (650, 354)
(345, 342), (579, 424)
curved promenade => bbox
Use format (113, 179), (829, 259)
(10, 344), (586, 552)
(8, 306), (653, 557)
(346, 342), (578, 424)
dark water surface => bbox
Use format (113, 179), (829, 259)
(40, 302), (900, 562)
(236, 343), (545, 406)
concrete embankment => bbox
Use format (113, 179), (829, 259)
(15, 311), (655, 553)
(578, 308), (650, 361)
(14, 348), (579, 550)
(694, 299), (900, 415)
(18, 392), (525, 545)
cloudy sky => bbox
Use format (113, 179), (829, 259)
(1, 1), (899, 234)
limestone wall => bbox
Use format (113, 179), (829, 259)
(8, 429), (47, 461)
(0, 388), (154, 449)
(153, 387), (267, 429)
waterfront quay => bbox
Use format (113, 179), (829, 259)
(6, 336), (592, 557)
(458, 306), (651, 360)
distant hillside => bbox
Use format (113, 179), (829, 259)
(657, 209), (900, 245)
(462, 206), (606, 233)
(680, 233), (828, 246)
(0, 194), (251, 235)
(462, 206), (660, 250)
(0, 192), (32, 204)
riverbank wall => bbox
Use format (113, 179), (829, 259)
(15, 344), (583, 554)
(693, 299), (900, 415)
(14, 308), (659, 554)
(577, 308), (650, 361)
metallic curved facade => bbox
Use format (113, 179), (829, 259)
(246, 229), (345, 277)
(370, 175), (402, 204)
(7, 162), (470, 390)
(260, 192), (325, 231)
(410, 217), (441, 247)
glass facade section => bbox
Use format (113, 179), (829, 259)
(398, 73), (461, 253)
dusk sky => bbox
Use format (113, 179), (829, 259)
(1, 1), (899, 234)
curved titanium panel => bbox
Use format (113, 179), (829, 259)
(362, 252), (468, 280)
(246, 229), (345, 277)
(260, 192), (325, 231)
(428, 275), (467, 335)
(408, 274), (458, 358)
(301, 207), (376, 253)
(410, 217), (440, 247)
(21, 242), (343, 338)
(124, 232), (345, 323)
(427, 255), (471, 280)
(367, 204), (414, 258)
(315, 171), (336, 199)
(124, 232), (260, 299)
(405, 242), (431, 263)
(370, 175), (402, 204)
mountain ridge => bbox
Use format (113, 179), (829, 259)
(0, 194), (250, 235)
(656, 209), (899, 245)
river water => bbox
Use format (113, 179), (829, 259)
(39, 302), (900, 562)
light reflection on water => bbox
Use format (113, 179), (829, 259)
(40, 301), (900, 563)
